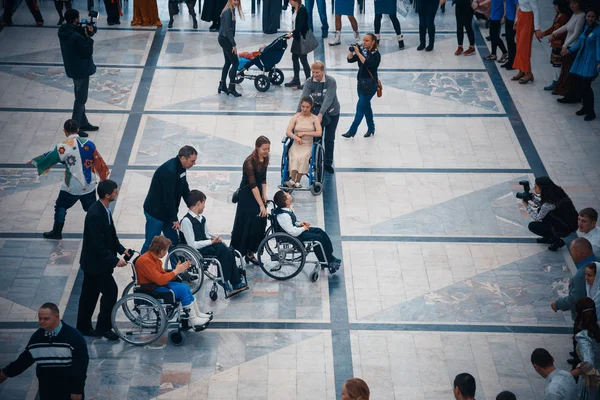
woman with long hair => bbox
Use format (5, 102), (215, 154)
(284, 0), (316, 88)
(218, 0), (244, 97)
(539, 0), (571, 90)
(524, 176), (578, 251)
(373, 0), (404, 49)
(573, 297), (600, 399)
(230, 136), (271, 264)
(342, 378), (370, 400)
(511, 0), (541, 84)
(552, 0), (586, 96)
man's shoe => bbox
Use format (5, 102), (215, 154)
(80, 124), (99, 132)
(78, 131), (89, 138)
(584, 111), (596, 121)
(557, 97), (578, 104)
(79, 328), (102, 337)
(57, 17), (64, 25)
(425, 43), (434, 52)
(417, 43), (426, 51)
(536, 237), (552, 244)
(544, 80), (557, 91)
(284, 79), (300, 88)
(324, 165), (334, 173)
(168, 19), (174, 28)
(43, 222), (64, 240)
(322, 31), (328, 38)
(548, 239), (566, 252)
(98, 330), (119, 341)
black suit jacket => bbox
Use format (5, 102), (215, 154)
(80, 200), (125, 274)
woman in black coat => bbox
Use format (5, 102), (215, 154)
(284, 0), (313, 89)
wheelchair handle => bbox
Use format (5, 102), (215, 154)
(124, 249), (139, 262)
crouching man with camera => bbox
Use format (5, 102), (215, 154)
(519, 176), (579, 251)
(58, 9), (99, 136)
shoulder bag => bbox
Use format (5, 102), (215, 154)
(231, 183), (250, 204)
(366, 67), (383, 98)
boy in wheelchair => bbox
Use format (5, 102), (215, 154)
(134, 236), (212, 330)
(273, 190), (341, 271)
(180, 190), (248, 293)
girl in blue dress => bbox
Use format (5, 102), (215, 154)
(329, 0), (360, 45)
(374, 0), (404, 49)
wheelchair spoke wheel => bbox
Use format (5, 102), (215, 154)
(263, 225), (275, 257)
(165, 245), (205, 294)
(111, 293), (168, 346)
(120, 281), (137, 324)
(257, 232), (306, 280)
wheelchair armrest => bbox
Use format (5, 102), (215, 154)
(139, 284), (159, 291)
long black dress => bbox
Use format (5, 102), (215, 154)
(230, 156), (268, 255)
(201, 0), (227, 25)
(262, 0), (281, 33)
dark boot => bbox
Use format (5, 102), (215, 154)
(218, 81), (228, 94)
(43, 222), (64, 240)
(192, 16), (198, 29)
(227, 83), (242, 97)
(168, 18), (174, 28)
(284, 79), (300, 87)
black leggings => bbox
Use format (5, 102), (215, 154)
(54, 0), (72, 19)
(418, 1), (438, 46)
(455, 7), (474, 46)
(218, 35), (239, 83)
(580, 76), (595, 113)
(505, 19), (516, 64)
(490, 19), (507, 56)
(374, 13), (402, 35)
(169, 0), (197, 18)
(292, 53), (310, 81)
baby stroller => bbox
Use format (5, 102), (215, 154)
(279, 136), (325, 196)
(233, 35), (288, 92)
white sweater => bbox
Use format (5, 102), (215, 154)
(552, 12), (586, 49)
(517, 0), (541, 30)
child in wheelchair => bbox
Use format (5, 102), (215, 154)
(272, 190), (341, 272)
(134, 235), (213, 330)
(180, 190), (249, 293)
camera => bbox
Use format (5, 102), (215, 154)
(349, 43), (364, 52)
(515, 180), (534, 202)
(77, 10), (98, 37)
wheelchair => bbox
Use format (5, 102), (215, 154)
(279, 135), (325, 196)
(111, 252), (212, 347)
(255, 202), (335, 282)
(164, 245), (249, 301)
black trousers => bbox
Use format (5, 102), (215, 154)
(72, 77), (90, 128)
(374, 13), (401, 35)
(3, 0), (44, 23)
(103, 0), (120, 23)
(54, 190), (96, 224)
(54, 0), (72, 19)
(77, 272), (118, 332)
(298, 227), (334, 263)
(418, 1), (438, 46)
(169, 0), (197, 18)
(580, 76), (595, 113)
(455, 7), (474, 46)
(490, 19), (507, 55)
(199, 243), (241, 284)
(323, 113), (339, 169)
(528, 219), (571, 241)
(218, 35), (239, 83)
(505, 19), (516, 66)
(292, 53), (310, 81)
(39, 376), (81, 400)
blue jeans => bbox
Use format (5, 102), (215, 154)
(72, 77), (90, 128)
(349, 87), (376, 133)
(155, 282), (194, 307)
(306, 0), (329, 36)
(54, 190), (96, 224)
(141, 212), (179, 254)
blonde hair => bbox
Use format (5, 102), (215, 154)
(222, 0), (245, 20)
(311, 61), (325, 71)
(343, 378), (370, 400)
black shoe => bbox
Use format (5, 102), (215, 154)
(585, 111), (596, 121)
(324, 165), (335, 173)
(417, 43), (426, 51)
(79, 328), (102, 337)
(557, 97), (579, 104)
(78, 131), (89, 138)
(503, 63), (515, 71)
(80, 124), (99, 132)
(208, 22), (217, 30)
(363, 130), (375, 137)
(425, 43), (434, 51)
(548, 239), (565, 252)
(192, 18), (198, 29)
(536, 237), (552, 244)
(576, 108), (588, 116)
(567, 358), (578, 365)
(97, 330), (119, 341)
(342, 131), (356, 138)
(57, 17), (64, 25)
(570, 351), (577, 357)
(322, 31), (328, 38)
(485, 35), (491, 41)
(227, 84), (241, 97)
(398, 40), (405, 50)
(284, 79), (300, 88)
(168, 19), (173, 28)
(43, 222), (64, 240)
(218, 81), (228, 94)
(244, 255), (259, 265)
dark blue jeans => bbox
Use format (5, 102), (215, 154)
(418, 1), (438, 46)
(72, 77), (90, 128)
(306, 0), (329, 36)
(298, 227), (334, 263)
(349, 87), (376, 133)
(141, 212), (179, 254)
(54, 190), (96, 224)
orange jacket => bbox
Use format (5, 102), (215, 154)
(135, 251), (176, 286)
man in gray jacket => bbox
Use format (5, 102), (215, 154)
(298, 61), (340, 174)
(552, 237), (597, 365)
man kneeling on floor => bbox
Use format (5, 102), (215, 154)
(135, 235), (212, 329)
(273, 190), (341, 271)
(180, 190), (248, 293)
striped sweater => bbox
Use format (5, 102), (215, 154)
(2, 321), (89, 395)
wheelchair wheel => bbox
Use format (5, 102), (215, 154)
(314, 144), (325, 184)
(120, 281), (137, 324)
(257, 232), (306, 280)
(233, 71), (245, 84)
(310, 182), (323, 196)
(111, 293), (168, 346)
(168, 330), (186, 346)
(269, 68), (284, 85)
(310, 270), (319, 282)
(255, 74), (271, 92)
(263, 225), (276, 257)
(166, 245), (205, 294)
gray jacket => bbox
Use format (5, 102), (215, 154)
(219, 8), (236, 47)
(297, 75), (340, 116)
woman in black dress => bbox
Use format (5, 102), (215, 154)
(230, 136), (271, 264)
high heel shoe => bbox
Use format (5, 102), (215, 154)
(363, 130), (375, 137)
(218, 81), (228, 94)
(227, 83), (242, 97)
(342, 131), (356, 138)
(511, 71), (525, 81)
(519, 73), (534, 84)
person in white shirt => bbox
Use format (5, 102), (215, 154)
(531, 348), (577, 400)
(272, 190), (341, 271)
(578, 208), (600, 255)
(180, 190), (248, 293)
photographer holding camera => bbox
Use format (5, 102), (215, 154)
(520, 176), (578, 251)
(58, 9), (99, 136)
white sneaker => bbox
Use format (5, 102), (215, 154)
(354, 31), (360, 42)
(329, 31), (341, 46)
(186, 301), (210, 328)
(192, 300), (213, 320)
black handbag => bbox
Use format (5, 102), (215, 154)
(231, 183), (250, 204)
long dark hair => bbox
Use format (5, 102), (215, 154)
(535, 176), (569, 205)
(250, 135), (270, 168)
(554, 0), (572, 16)
(575, 297), (600, 342)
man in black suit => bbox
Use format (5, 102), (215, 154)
(76, 179), (129, 341)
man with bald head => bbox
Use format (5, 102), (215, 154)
(552, 237), (596, 366)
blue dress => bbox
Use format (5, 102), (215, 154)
(576, 330), (600, 400)
(375, 0), (396, 15)
(569, 24), (600, 79)
(335, 0), (355, 16)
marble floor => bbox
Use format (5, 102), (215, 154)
(0, 0), (599, 398)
